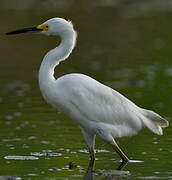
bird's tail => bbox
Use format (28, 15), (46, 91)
(140, 108), (169, 135)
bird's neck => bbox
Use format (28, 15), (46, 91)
(38, 29), (77, 94)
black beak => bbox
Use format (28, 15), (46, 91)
(6, 26), (43, 35)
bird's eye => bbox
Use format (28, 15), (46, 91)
(46, 26), (48, 28)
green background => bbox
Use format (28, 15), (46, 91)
(0, 0), (172, 179)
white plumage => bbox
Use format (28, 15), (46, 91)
(7, 17), (169, 165)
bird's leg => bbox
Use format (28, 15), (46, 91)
(96, 130), (129, 165)
(84, 158), (95, 180)
(110, 140), (129, 163)
(116, 160), (128, 170)
(88, 145), (95, 161)
(87, 158), (95, 171)
(109, 140), (129, 170)
(81, 128), (96, 160)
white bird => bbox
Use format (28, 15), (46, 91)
(7, 18), (169, 164)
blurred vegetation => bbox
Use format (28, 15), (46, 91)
(0, 0), (172, 179)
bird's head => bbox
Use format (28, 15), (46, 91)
(6, 17), (74, 37)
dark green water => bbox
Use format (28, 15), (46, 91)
(1, 0), (172, 179)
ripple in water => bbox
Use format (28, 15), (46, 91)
(138, 176), (172, 179)
(0, 176), (21, 180)
(79, 149), (109, 153)
(4, 156), (39, 160)
(31, 150), (62, 157)
(128, 160), (144, 163)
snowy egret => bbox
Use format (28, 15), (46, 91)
(7, 18), (169, 165)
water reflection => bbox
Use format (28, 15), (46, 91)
(138, 175), (172, 179)
(31, 151), (62, 157)
(4, 155), (39, 160)
(84, 159), (130, 180)
(0, 176), (21, 180)
(84, 160), (95, 180)
(1, 0), (172, 179)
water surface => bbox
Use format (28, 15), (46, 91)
(0, 0), (172, 179)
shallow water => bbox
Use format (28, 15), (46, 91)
(1, 0), (172, 179)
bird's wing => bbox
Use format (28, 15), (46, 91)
(56, 74), (168, 137)
(65, 74), (141, 127)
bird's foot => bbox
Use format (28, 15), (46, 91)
(117, 159), (129, 170)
